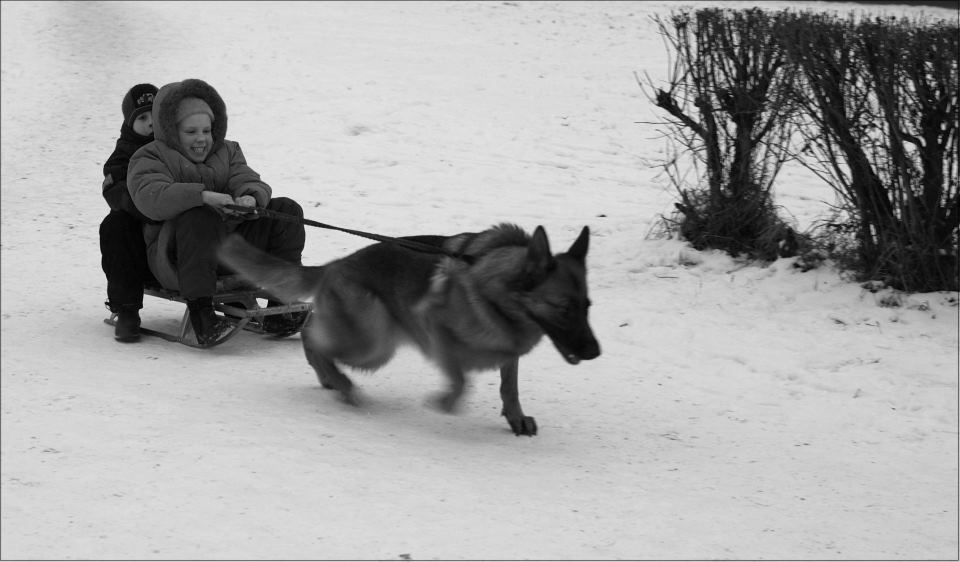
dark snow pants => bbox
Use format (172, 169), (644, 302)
(99, 210), (158, 309)
(153, 197), (306, 300)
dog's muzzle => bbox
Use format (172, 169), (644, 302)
(555, 335), (601, 365)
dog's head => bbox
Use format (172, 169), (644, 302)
(519, 226), (601, 365)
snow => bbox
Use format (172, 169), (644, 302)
(1, 1), (957, 560)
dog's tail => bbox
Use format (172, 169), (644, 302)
(218, 234), (322, 303)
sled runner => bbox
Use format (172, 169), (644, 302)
(103, 275), (312, 348)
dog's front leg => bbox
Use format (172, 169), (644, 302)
(500, 358), (537, 436)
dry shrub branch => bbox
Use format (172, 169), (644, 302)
(783, 12), (958, 291)
(645, 7), (958, 291)
(642, 8), (800, 261)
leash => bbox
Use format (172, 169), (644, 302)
(224, 204), (473, 262)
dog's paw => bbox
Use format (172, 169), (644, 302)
(338, 388), (362, 408)
(506, 415), (537, 437)
(427, 392), (461, 414)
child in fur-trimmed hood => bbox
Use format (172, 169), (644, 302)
(127, 78), (306, 345)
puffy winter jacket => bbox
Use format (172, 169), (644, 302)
(127, 79), (272, 266)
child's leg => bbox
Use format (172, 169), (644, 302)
(99, 211), (148, 309)
(234, 197), (306, 264)
(160, 207), (231, 344)
(168, 206), (226, 299)
(233, 198), (308, 333)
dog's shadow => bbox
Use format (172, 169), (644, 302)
(279, 383), (519, 442)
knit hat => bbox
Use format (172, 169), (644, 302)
(121, 83), (158, 127)
(176, 97), (215, 124)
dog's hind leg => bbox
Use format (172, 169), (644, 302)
(500, 358), (537, 436)
(430, 362), (467, 413)
(303, 344), (358, 406)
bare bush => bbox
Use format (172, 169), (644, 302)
(641, 8), (800, 261)
(782, 12), (958, 291)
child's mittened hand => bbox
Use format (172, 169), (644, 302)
(201, 191), (236, 210)
(231, 195), (259, 220)
(234, 195), (256, 208)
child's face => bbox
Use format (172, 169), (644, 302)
(177, 113), (213, 163)
(132, 112), (153, 136)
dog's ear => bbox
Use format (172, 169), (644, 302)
(522, 226), (556, 285)
(567, 226), (590, 263)
(529, 225), (553, 266)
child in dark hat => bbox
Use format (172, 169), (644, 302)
(99, 82), (160, 342)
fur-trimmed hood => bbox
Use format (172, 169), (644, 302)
(151, 78), (228, 157)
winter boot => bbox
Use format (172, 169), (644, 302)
(262, 300), (309, 337)
(114, 304), (141, 343)
(186, 297), (230, 346)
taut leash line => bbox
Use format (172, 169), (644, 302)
(224, 204), (472, 262)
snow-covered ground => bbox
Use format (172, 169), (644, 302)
(1, 1), (957, 560)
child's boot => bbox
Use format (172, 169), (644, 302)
(186, 297), (229, 346)
(114, 304), (141, 342)
(262, 300), (309, 337)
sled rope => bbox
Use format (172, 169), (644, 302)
(224, 204), (473, 262)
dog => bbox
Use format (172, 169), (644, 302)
(218, 223), (600, 436)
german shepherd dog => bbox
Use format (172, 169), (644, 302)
(218, 223), (600, 436)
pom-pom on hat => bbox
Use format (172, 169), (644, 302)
(121, 83), (158, 128)
(175, 97), (215, 125)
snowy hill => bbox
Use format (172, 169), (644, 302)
(1, 1), (957, 559)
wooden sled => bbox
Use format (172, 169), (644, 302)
(103, 275), (312, 348)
